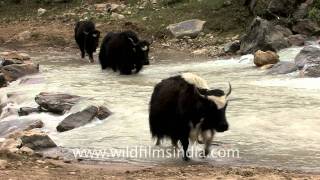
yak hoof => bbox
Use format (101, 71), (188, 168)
(89, 58), (94, 63)
(183, 156), (190, 161)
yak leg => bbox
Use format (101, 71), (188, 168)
(180, 137), (190, 161)
(155, 138), (161, 146)
(88, 53), (94, 63)
(202, 129), (215, 156)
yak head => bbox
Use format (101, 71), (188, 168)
(84, 30), (100, 54)
(128, 38), (151, 66)
(198, 83), (232, 133)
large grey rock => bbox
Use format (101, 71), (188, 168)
(56, 106), (99, 132)
(19, 129), (57, 150)
(1, 63), (39, 82)
(295, 46), (320, 77)
(35, 92), (81, 114)
(167, 19), (206, 39)
(0, 119), (43, 138)
(267, 61), (298, 75)
(288, 34), (305, 46)
(240, 17), (290, 54)
(292, 19), (320, 36)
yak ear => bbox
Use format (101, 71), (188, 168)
(197, 88), (208, 96)
(83, 31), (89, 35)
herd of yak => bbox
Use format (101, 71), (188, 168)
(75, 21), (232, 161)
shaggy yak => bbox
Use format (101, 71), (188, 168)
(149, 73), (231, 161)
(74, 21), (100, 63)
(99, 30), (150, 75)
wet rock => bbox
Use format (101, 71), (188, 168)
(0, 51), (31, 61)
(0, 159), (8, 170)
(25, 120), (44, 131)
(224, 40), (240, 53)
(294, 46), (320, 77)
(292, 19), (320, 36)
(267, 61), (298, 75)
(288, 34), (305, 46)
(0, 73), (6, 87)
(254, 50), (279, 67)
(1, 63), (39, 82)
(167, 19), (206, 39)
(240, 17), (290, 54)
(19, 77), (45, 85)
(97, 106), (112, 120)
(18, 107), (41, 116)
(0, 119), (43, 138)
(35, 92), (81, 114)
(1, 59), (23, 66)
(20, 129), (57, 150)
(56, 106), (98, 132)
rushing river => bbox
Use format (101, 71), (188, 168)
(1, 45), (320, 172)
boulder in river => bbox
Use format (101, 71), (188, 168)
(240, 17), (290, 54)
(35, 92), (81, 114)
(0, 51), (31, 61)
(0, 119), (44, 138)
(254, 50), (279, 67)
(56, 106), (99, 132)
(166, 19), (206, 39)
(1, 63), (39, 82)
(97, 106), (112, 120)
(18, 107), (41, 116)
(1, 59), (23, 66)
(267, 61), (298, 75)
(294, 46), (320, 77)
(19, 129), (57, 150)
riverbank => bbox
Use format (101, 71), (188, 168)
(1, 154), (320, 179)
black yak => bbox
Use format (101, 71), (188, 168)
(98, 30), (150, 75)
(74, 21), (100, 63)
(149, 73), (231, 161)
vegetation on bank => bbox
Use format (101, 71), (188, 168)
(0, 0), (253, 39)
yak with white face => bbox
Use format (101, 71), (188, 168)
(149, 73), (231, 161)
(74, 21), (100, 63)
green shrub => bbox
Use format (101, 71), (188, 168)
(308, 7), (320, 22)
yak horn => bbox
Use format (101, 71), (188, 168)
(226, 82), (232, 97)
(128, 37), (137, 46)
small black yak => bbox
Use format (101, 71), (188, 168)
(74, 21), (100, 63)
(99, 30), (150, 75)
(149, 73), (231, 161)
